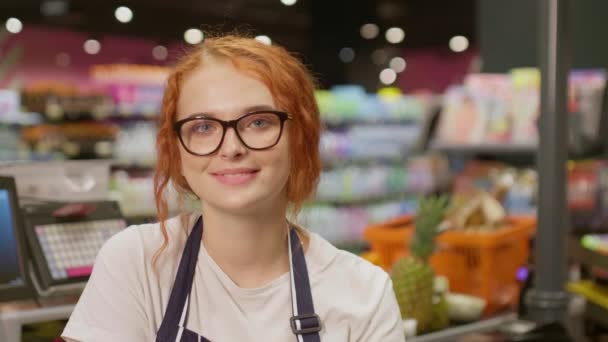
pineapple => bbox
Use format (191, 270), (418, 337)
(391, 196), (448, 334)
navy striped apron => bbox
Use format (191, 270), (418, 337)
(156, 217), (322, 342)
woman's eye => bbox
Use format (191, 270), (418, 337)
(193, 122), (215, 133)
(252, 119), (268, 127)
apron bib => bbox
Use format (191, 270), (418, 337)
(155, 217), (322, 342)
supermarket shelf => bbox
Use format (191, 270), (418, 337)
(433, 142), (607, 161)
(0, 116), (43, 126)
(110, 159), (156, 170)
(568, 236), (608, 270)
(36, 111), (159, 123)
(103, 114), (159, 123)
(313, 192), (410, 206)
(431, 142), (537, 155)
(321, 157), (406, 169)
(322, 117), (419, 128)
(410, 312), (518, 342)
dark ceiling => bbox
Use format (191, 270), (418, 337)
(0, 0), (476, 87)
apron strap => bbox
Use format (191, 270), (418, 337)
(288, 228), (322, 342)
(156, 216), (203, 342)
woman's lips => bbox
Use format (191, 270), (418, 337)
(211, 168), (260, 185)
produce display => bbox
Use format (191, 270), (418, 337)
(445, 190), (506, 231)
(391, 196), (449, 333)
(452, 160), (537, 216)
(367, 191), (531, 336)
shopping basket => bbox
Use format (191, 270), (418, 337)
(363, 215), (536, 315)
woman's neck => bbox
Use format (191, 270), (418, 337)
(200, 206), (295, 288)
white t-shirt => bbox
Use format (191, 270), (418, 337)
(62, 215), (405, 342)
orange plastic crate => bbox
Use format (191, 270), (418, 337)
(363, 215), (536, 316)
(363, 214), (414, 270)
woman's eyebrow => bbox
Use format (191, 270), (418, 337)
(241, 104), (277, 112)
(183, 105), (278, 120)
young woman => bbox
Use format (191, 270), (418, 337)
(62, 35), (405, 342)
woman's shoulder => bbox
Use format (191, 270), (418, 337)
(100, 214), (194, 263)
(307, 231), (397, 324)
(306, 231), (390, 285)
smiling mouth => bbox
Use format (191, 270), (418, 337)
(216, 171), (258, 176)
(212, 168), (260, 176)
(211, 169), (260, 185)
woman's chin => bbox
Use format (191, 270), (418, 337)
(204, 196), (279, 216)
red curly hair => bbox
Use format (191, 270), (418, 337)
(153, 35), (321, 262)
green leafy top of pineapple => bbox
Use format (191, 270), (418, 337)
(411, 195), (449, 262)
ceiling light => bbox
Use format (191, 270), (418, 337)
(281, 0), (297, 6)
(152, 45), (168, 61)
(115, 6), (133, 23)
(339, 48), (355, 63)
(184, 28), (203, 45)
(360, 23), (379, 39)
(84, 39), (101, 55)
(379, 68), (397, 85)
(255, 35), (272, 45)
(385, 27), (405, 44)
(389, 57), (407, 73)
(449, 35), (469, 52)
(5, 18), (23, 34)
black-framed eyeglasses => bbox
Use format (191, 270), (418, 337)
(173, 110), (292, 156)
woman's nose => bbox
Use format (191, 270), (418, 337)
(219, 127), (247, 159)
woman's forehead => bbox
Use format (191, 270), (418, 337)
(176, 62), (276, 120)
